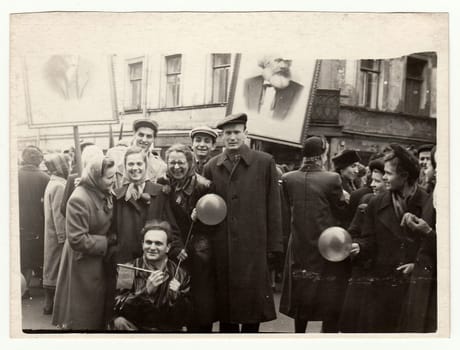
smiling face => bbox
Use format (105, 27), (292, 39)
(167, 151), (189, 180)
(192, 134), (215, 159)
(222, 123), (247, 151)
(418, 151), (432, 170)
(133, 126), (155, 151)
(383, 159), (407, 192)
(143, 229), (170, 263)
(125, 152), (146, 182)
(370, 170), (386, 195)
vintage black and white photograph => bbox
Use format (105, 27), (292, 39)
(8, 11), (449, 339)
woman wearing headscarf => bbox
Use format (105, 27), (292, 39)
(159, 143), (216, 332)
(52, 155), (116, 331)
(60, 145), (104, 217)
(111, 146), (182, 265)
(42, 153), (70, 315)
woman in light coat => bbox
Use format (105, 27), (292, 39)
(42, 153), (70, 314)
(52, 155), (116, 331)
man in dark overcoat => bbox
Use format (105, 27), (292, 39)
(353, 144), (432, 332)
(203, 113), (283, 333)
(18, 146), (50, 295)
(279, 136), (349, 333)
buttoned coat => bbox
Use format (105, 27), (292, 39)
(43, 175), (67, 287)
(52, 185), (112, 330)
(353, 186), (431, 332)
(279, 165), (349, 321)
(203, 144), (283, 323)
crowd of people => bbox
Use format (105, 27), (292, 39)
(18, 112), (437, 333)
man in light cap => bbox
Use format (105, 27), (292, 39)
(351, 143), (433, 332)
(189, 126), (218, 175)
(129, 119), (167, 183)
(203, 113), (283, 333)
(244, 56), (303, 119)
(279, 136), (349, 333)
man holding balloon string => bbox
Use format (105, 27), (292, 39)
(279, 136), (350, 333)
(203, 112), (283, 333)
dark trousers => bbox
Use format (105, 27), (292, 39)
(219, 322), (260, 333)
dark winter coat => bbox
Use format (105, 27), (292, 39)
(165, 173), (217, 326)
(18, 164), (50, 271)
(203, 144), (283, 323)
(353, 186), (431, 332)
(279, 164), (350, 322)
(112, 180), (182, 264)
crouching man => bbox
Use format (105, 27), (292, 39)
(111, 220), (191, 332)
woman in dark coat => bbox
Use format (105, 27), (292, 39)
(18, 146), (50, 294)
(52, 155), (116, 330)
(160, 143), (216, 332)
(279, 136), (349, 333)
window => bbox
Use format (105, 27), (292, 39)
(211, 54), (231, 103)
(359, 59), (380, 109)
(165, 55), (182, 107)
(405, 56), (428, 115)
(128, 61), (143, 110)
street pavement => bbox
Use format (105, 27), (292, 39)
(22, 285), (322, 333)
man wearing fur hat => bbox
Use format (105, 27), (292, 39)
(279, 136), (349, 333)
(244, 56), (303, 119)
(351, 144), (433, 332)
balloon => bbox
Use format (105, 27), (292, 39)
(318, 226), (352, 262)
(21, 273), (27, 297)
(196, 194), (227, 225)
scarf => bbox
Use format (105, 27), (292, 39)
(391, 184), (417, 221)
(79, 154), (114, 212)
(44, 153), (70, 180)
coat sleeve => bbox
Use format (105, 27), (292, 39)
(60, 176), (75, 217)
(280, 176), (292, 248)
(355, 196), (377, 260)
(266, 158), (283, 253)
(51, 183), (67, 244)
(327, 173), (350, 225)
(161, 193), (184, 259)
(65, 195), (108, 256)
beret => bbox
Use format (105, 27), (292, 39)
(216, 113), (248, 130)
(302, 136), (327, 158)
(417, 144), (434, 155)
(190, 126), (218, 140)
(389, 143), (421, 181)
(368, 159), (385, 174)
(332, 150), (361, 170)
(133, 119), (159, 134)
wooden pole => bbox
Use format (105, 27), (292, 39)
(73, 126), (82, 175)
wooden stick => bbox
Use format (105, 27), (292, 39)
(117, 264), (155, 274)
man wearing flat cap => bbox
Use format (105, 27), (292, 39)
(203, 113), (283, 333)
(279, 136), (349, 333)
(131, 119), (167, 183)
(351, 143), (433, 332)
(189, 126), (218, 175)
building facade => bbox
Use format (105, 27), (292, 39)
(15, 52), (437, 167)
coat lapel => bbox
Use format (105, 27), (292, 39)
(376, 191), (405, 240)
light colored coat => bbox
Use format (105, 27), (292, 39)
(52, 185), (112, 330)
(43, 175), (67, 287)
